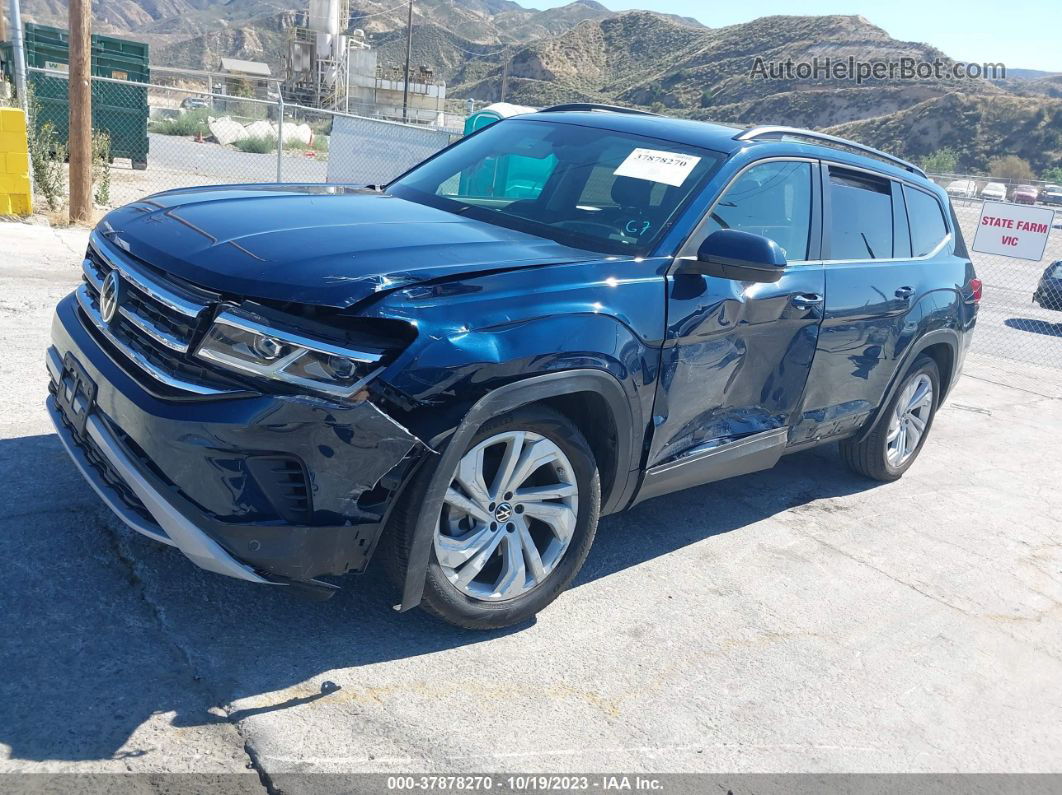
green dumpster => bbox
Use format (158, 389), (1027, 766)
(7, 23), (150, 169)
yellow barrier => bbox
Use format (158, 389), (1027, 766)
(0, 108), (32, 216)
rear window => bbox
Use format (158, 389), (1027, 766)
(829, 169), (893, 260)
(904, 185), (949, 257)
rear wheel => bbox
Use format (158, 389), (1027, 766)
(840, 356), (940, 481)
(385, 405), (600, 629)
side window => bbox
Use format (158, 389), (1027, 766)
(903, 185), (949, 257)
(702, 161), (813, 261)
(828, 168), (893, 260)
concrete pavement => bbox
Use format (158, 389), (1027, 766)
(2, 221), (1060, 787)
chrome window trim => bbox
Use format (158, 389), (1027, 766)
(676, 155), (954, 269)
(823, 158), (928, 192)
(75, 285), (239, 397)
(211, 310), (384, 364)
(809, 234), (953, 266)
(822, 159), (953, 264)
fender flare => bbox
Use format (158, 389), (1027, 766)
(854, 328), (961, 444)
(397, 369), (639, 612)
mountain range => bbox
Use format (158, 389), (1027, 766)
(18, 0), (1062, 173)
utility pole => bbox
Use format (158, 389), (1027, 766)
(401, 0), (412, 123)
(68, 0), (92, 223)
(0, 5), (7, 43)
(500, 56), (509, 103)
(7, 0), (28, 113)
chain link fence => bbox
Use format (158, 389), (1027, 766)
(927, 174), (1062, 369)
(16, 72), (1062, 369)
(23, 68), (461, 212)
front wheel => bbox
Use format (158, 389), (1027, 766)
(840, 355), (940, 481)
(385, 405), (601, 629)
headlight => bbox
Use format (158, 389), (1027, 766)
(196, 310), (383, 397)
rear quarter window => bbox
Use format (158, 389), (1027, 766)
(828, 169), (894, 260)
(904, 185), (949, 257)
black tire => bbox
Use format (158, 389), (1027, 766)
(383, 404), (601, 630)
(840, 355), (940, 482)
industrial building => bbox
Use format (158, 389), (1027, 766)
(284, 0), (447, 125)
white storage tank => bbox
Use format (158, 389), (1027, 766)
(308, 0), (341, 34)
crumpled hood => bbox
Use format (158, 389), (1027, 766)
(99, 184), (599, 308)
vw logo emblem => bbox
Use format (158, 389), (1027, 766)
(99, 271), (122, 324)
(494, 502), (514, 523)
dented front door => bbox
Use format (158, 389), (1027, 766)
(647, 157), (825, 468)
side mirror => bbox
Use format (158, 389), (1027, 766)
(678, 229), (787, 283)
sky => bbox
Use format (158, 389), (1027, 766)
(523, 0), (1062, 73)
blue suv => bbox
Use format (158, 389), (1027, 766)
(47, 105), (980, 628)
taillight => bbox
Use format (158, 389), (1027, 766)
(968, 278), (982, 303)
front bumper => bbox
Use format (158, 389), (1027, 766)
(49, 292), (425, 586)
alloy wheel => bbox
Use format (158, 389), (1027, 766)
(886, 373), (934, 467)
(434, 430), (579, 602)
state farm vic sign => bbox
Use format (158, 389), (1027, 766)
(972, 201), (1055, 261)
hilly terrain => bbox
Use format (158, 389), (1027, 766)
(17, 0), (1062, 173)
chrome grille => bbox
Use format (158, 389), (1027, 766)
(79, 234), (243, 396)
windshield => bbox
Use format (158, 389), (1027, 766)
(387, 118), (724, 255)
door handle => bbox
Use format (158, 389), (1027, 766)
(895, 286), (914, 300)
(791, 293), (824, 310)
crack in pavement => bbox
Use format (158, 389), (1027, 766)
(796, 530), (1062, 666)
(99, 516), (273, 791)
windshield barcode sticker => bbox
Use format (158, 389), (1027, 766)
(614, 148), (702, 187)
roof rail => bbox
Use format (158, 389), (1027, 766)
(539, 103), (660, 117)
(735, 125), (927, 178)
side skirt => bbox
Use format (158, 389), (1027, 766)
(632, 427), (788, 505)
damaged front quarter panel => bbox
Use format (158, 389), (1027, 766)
(192, 391), (434, 584)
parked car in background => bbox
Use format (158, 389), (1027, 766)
(1013, 184), (1039, 205)
(981, 182), (1008, 201)
(46, 109), (980, 629)
(1041, 184), (1062, 206)
(180, 96), (210, 112)
(1034, 261), (1062, 311)
(946, 179), (977, 199)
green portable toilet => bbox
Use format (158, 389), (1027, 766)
(14, 23), (150, 169)
(459, 102), (551, 198)
(462, 102), (537, 135)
